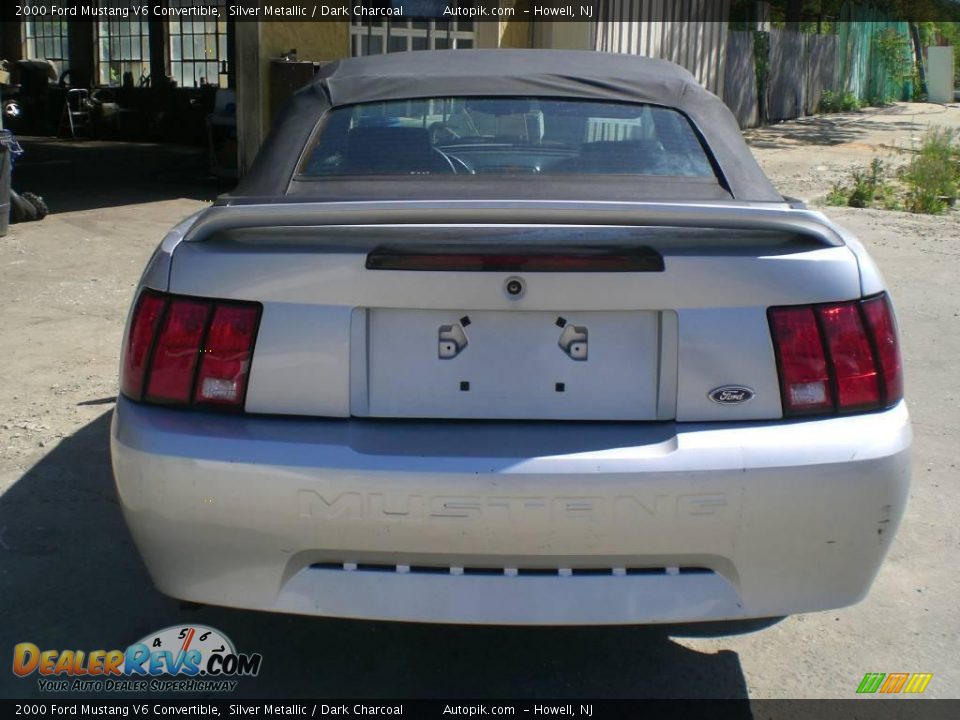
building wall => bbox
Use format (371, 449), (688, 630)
(261, 21), (350, 61)
(258, 22), (349, 139)
(595, 0), (730, 98)
(500, 0), (534, 49)
(534, 22), (595, 50)
(236, 21), (350, 172)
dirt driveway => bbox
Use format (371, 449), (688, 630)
(1, 109), (958, 699)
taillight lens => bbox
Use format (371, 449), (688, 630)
(145, 299), (211, 403)
(769, 293), (903, 417)
(194, 304), (260, 405)
(818, 303), (880, 410)
(769, 307), (832, 414)
(861, 294), (904, 404)
(120, 291), (167, 400)
(120, 290), (261, 411)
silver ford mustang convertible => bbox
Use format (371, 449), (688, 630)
(111, 50), (910, 625)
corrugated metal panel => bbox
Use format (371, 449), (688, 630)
(768, 28), (805, 121)
(596, 0), (730, 97)
(805, 33), (839, 114)
(759, 30), (840, 122)
(723, 30), (759, 128)
(837, 2), (912, 103)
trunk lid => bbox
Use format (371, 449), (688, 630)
(166, 204), (861, 422)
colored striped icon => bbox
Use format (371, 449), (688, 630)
(857, 672), (933, 694)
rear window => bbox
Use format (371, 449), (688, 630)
(296, 97), (717, 179)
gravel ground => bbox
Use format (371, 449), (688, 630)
(0, 107), (958, 699)
(745, 101), (960, 204)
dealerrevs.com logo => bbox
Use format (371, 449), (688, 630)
(13, 625), (262, 693)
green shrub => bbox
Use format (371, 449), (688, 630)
(821, 158), (903, 209)
(840, 92), (862, 111)
(819, 90), (862, 114)
(879, 182), (902, 211)
(825, 181), (849, 206)
(823, 129), (960, 214)
(905, 187), (946, 214)
(819, 90), (838, 113)
(848, 171), (873, 207)
(874, 28), (915, 103)
(900, 127), (959, 214)
(847, 158), (887, 207)
(911, 67), (928, 102)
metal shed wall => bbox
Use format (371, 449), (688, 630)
(595, 0), (731, 98)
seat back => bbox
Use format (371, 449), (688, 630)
(572, 139), (665, 173)
(343, 126), (437, 175)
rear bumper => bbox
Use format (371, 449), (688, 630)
(111, 397), (911, 625)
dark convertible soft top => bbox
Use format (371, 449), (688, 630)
(231, 49), (782, 203)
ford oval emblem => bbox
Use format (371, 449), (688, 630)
(708, 386), (756, 405)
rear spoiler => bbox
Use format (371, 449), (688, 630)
(184, 200), (845, 247)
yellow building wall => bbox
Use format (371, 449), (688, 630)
(260, 21), (350, 62)
(500, 0), (534, 48)
(258, 22), (350, 133)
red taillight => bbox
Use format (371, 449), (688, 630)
(818, 303), (880, 410)
(120, 291), (261, 410)
(194, 304), (260, 406)
(769, 293), (903, 417)
(145, 299), (211, 403)
(121, 292), (167, 401)
(769, 307), (833, 414)
(862, 294), (904, 404)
